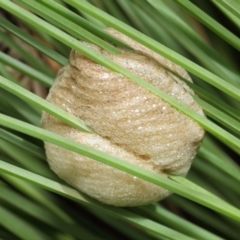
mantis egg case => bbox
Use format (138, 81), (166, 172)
(41, 28), (205, 207)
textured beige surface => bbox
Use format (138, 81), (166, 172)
(41, 28), (205, 206)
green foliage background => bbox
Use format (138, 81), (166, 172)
(0, 0), (240, 240)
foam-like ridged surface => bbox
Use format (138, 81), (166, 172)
(41, 28), (205, 206)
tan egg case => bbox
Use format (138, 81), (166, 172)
(41, 29), (205, 207)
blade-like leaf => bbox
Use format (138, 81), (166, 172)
(0, 113), (240, 222)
